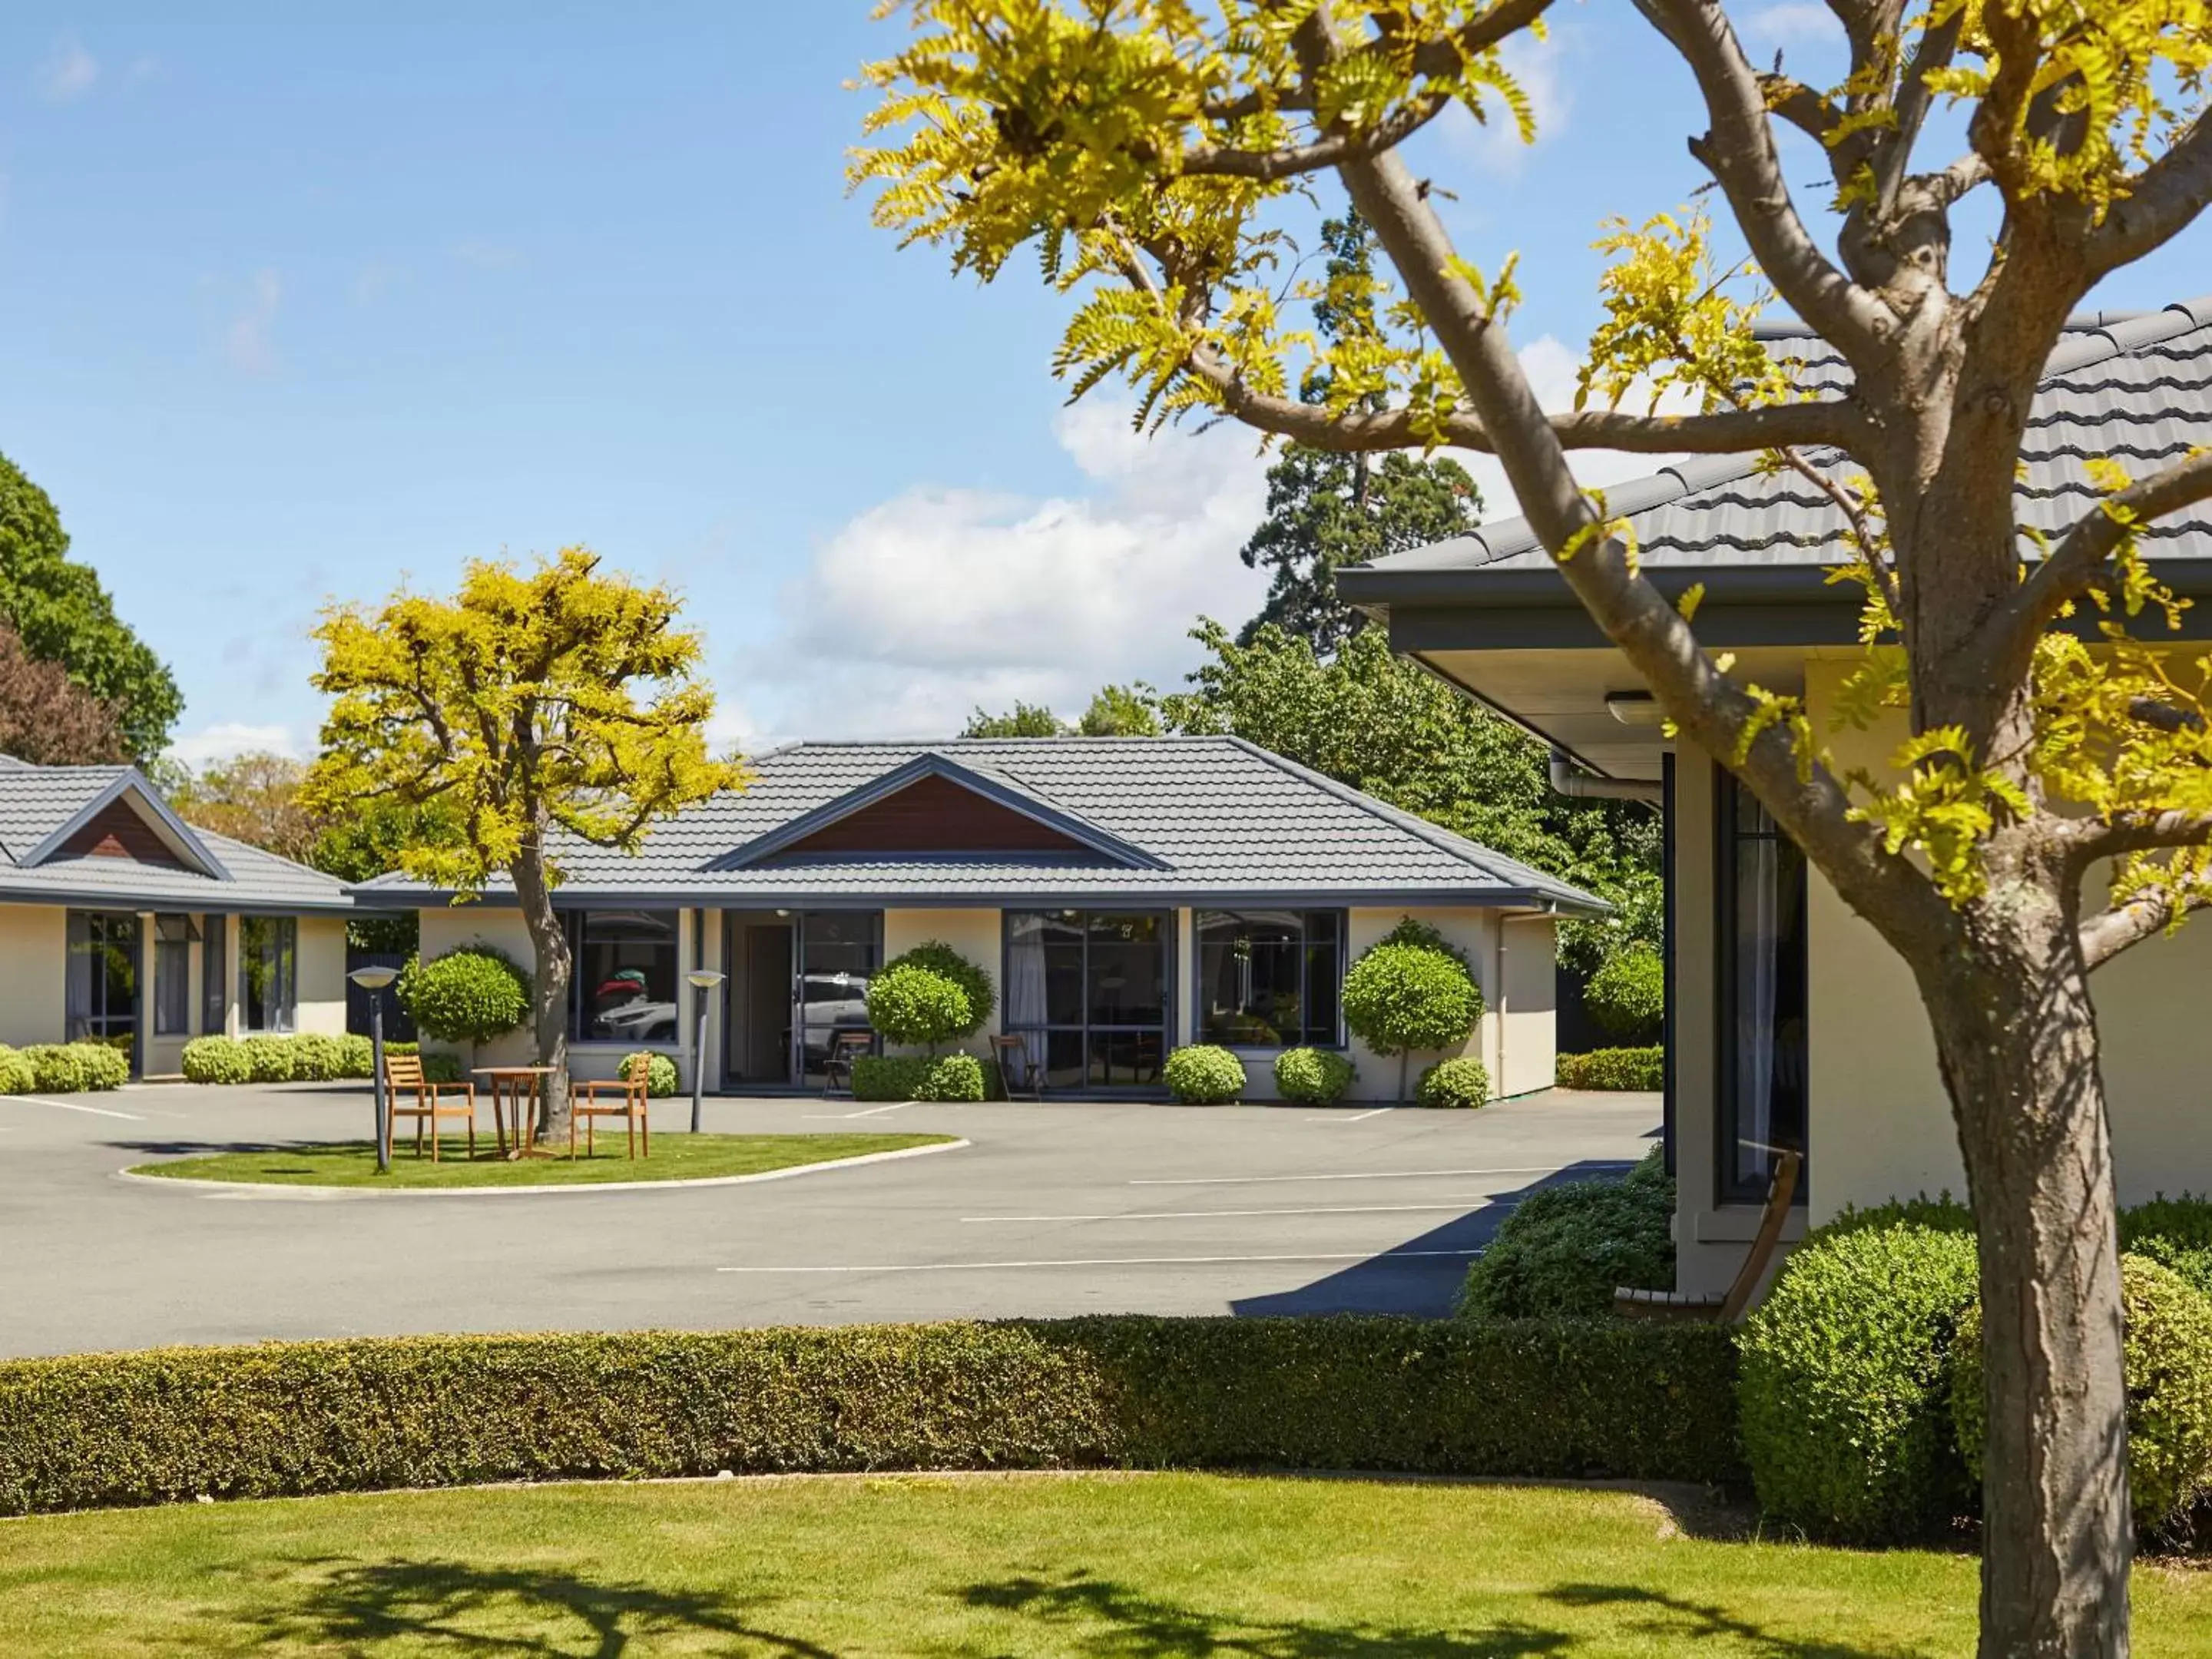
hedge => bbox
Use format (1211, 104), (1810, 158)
(1416, 1056), (1492, 1108)
(851, 1052), (987, 1103)
(1555, 1047), (1664, 1091)
(1459, 1147), (1674, 1319)
(0, 1045), (36, 1095)
(22, 1042), (128, 1094)
(0, 1316), (1743, 1515)
(184, 1034), (377, 1084)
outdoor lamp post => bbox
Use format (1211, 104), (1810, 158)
(685, 969), (727, 1134)
(347, 964), (400, 1175)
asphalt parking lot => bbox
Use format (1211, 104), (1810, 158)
(0, 1082), (1657, 1358)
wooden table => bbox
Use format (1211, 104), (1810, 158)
(472, 1066), (560, 1160)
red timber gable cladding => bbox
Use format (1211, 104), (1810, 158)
(56, 797), (190, 869)
(773, 773), (1093, 857)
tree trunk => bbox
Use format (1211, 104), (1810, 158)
(1918, 884), (2132, 1658)
(510, 846), (571, 1145)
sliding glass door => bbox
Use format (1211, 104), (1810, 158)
(793, 912), (879, 1088)
(1003, 910), (1171, 1091)
(65, 911), (139, 1069)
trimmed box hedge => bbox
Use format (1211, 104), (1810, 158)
(0, 1316), (1742, 1515)
(1555, 1047), (1664, 1091)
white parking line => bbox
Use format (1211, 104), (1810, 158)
(716, 1248), (1484, 1274)
(4, 1096), (145, 1121)
(1129, 1164), (1584, 1187)
(840, 1100), (918, 1118)
(961, 1200), (1510, 1223)
(1312, 1106), (1396, 1124)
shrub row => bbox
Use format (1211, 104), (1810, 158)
(851, 1051), (988, 1103)
(0, 1041), (129, 1094)
(1459, 1146), (1674, 1319)
(0, 1315), (1743, 1515)
(1737, 1194), (2212, 1545)
(183, 1033), (376, 1084)
(1555, 1046), (1664, 1091)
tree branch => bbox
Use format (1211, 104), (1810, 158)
(2081, 869), (2212, 969)
(1181, 93), (1450, 181)
(1630, 0), (1892, 365)
(1186, 343), (1865, 454)
(1982, 448), (2212, 675)
(2087, 114), (2212, 276)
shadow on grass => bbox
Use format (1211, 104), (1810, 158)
(957, 1571), (1930, 1657)
(247, 1557), (843, 1657)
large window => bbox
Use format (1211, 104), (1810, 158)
(154, 914), (195, 1036)
(202, 913), (227, 1036)
(1004, 911), (1171, 1091)
(565, 909), (679, 1042)
(65, 911), (138, 1061)
(1194, 909), (1343, 1048)
(794, 911), (879, 1087)
(1717, 770), (1810, 1203)
(238, 916), (296, 1034)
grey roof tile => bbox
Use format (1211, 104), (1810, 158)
(1360, 299), (2212, 579)
(359, 736), (1608, 915)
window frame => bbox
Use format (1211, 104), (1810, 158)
(153, 913), (196, 1037)
(1190, 908), (1347, 1050)
(562, 909), (683, 1045)
(1714, 766), (1810, 1206)
(65, 910), (141, 1059)
(237, 914), (297, 1035)
(1001, 909), (1174, 1094)
(201, 913), (227, 1037)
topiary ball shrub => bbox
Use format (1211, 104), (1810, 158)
(0, 1043), (35, 1094)
(241, 1035), (298, 1083)
(621, 1051), (679, 1098)
(881, 942), (994, 1032)
(1274, 1047), (1356, 1104)
(288, 1035), (346, 1082)
(1584, 945), (1664, 1043)
(181, 1037), (253, 1085)
(863, 964), (975, 1055)
(1459, 1147), (1674, 1319)
(336, 1035), (375, 1078)
(1555, 1047), (1664, 1091)
(1954, 1254), (2212, 1540)
(1736, 1209), (1980, 1544)
(1165, 1045), (1245, 1104)
(1340, 932), (1482, 1101)
(1417, 1056), (1492, 1108)
(398, 948), (531, 1048)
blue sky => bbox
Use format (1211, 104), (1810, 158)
(2, 5), (2205, 764)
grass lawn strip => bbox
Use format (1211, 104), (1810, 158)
(1, 1472), (2208, 1657)
(125, 1132), (959, 1190)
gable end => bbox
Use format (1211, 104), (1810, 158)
(59, 798), (190, 869)
(771, 772), (1094, 858)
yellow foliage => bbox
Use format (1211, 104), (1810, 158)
(302, 548), (748, 895)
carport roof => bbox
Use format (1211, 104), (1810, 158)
(353, 736), (1608, 916)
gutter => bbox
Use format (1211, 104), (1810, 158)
(1549, 749), (1664, 807)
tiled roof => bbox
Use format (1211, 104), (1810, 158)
(1354, 297), (2212, 578)
(357, 737), (1608, 914)
(0, 763), (352, 912)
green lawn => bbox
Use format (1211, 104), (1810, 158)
(127, 1132), (957, 1189)
(2, 1473), (2207, 1656)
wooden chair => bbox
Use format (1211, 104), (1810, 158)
(1614, 1148), (1801, 1324)
(571, 1051), (651, 1160)
(384, 1051), (478, 1163)
(991, 1033), (1042, 1101)
(822, 1028), (873, 1098)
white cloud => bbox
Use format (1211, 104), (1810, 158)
(225, 269), (282, 375)
(743, 399), (1270, 740)
(1747, 2), (1846, 45)
(1437, 31), (1568, 177)
(38, 38), (98, 102)
(166, 723), (305, 770)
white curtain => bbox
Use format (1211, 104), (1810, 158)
(1738, 838), (1780, 1184)
(1005, 913), (1049, 1037)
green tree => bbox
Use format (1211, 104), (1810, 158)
(1161, 621), (1658, 970)
(0, 618), (127, 765)
(0, 452), (182, 761)
(860, 8), (2212, 1642)
(167, 752), (318, 863)
(303, 548), (745, 1142)
(1078, 683), (1161, 736)
(961, 700), (1065, 737)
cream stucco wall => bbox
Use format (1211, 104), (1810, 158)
(1671, 656), (2212, 1293)
(295, 916), (349, 1038)
(0, 906), (65, 1048)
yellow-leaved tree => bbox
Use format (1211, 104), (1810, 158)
(304, 548), (747, 1140)
(854, 2), (2212, 1652)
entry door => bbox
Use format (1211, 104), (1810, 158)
(65, 911), (141, 1075)
(792, 912), (880, 1088)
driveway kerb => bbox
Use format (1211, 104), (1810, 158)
(112, 1136), (970, 1199)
